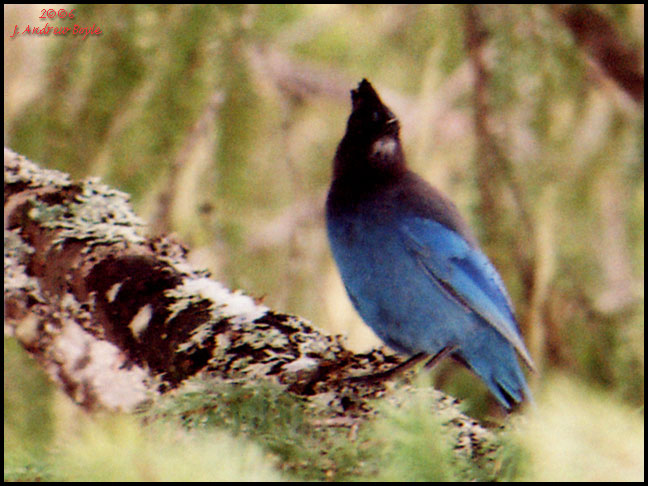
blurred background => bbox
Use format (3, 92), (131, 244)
(4, 3), (644, 478)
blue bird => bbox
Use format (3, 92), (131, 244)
(326, 79), (534, 410)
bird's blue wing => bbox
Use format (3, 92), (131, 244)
(399, 217), (535, 370)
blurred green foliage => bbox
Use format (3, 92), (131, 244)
(51, 401), (287, 481)
(4, 4), (643, 481)
(4, 339), (55, 481)
(144, 378), (377, 480)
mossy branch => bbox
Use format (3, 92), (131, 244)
(4, 147), (497, 467)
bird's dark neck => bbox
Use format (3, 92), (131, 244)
(332, 146), (407, 187)
(327, 164), (406, 214)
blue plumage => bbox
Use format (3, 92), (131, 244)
(326, 79), (534, 410)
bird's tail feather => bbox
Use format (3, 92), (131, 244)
(459, 348), (532, 411)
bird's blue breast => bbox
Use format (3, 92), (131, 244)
(327, 200), (473, 356)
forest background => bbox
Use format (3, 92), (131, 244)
(4, 4), (643, 481)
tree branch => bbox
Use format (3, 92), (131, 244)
(4, 147), (496, 462)
(554, 4), (644, 103)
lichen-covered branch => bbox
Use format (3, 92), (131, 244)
(5, 147), (495, 461)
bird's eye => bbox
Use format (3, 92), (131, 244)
(371, 111), (380, 123)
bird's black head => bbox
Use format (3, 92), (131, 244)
(333, 79), (405, 181)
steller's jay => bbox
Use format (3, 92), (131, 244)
(326, 79), (534, 410)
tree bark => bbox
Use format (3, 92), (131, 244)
(5, 147), (496, 460)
